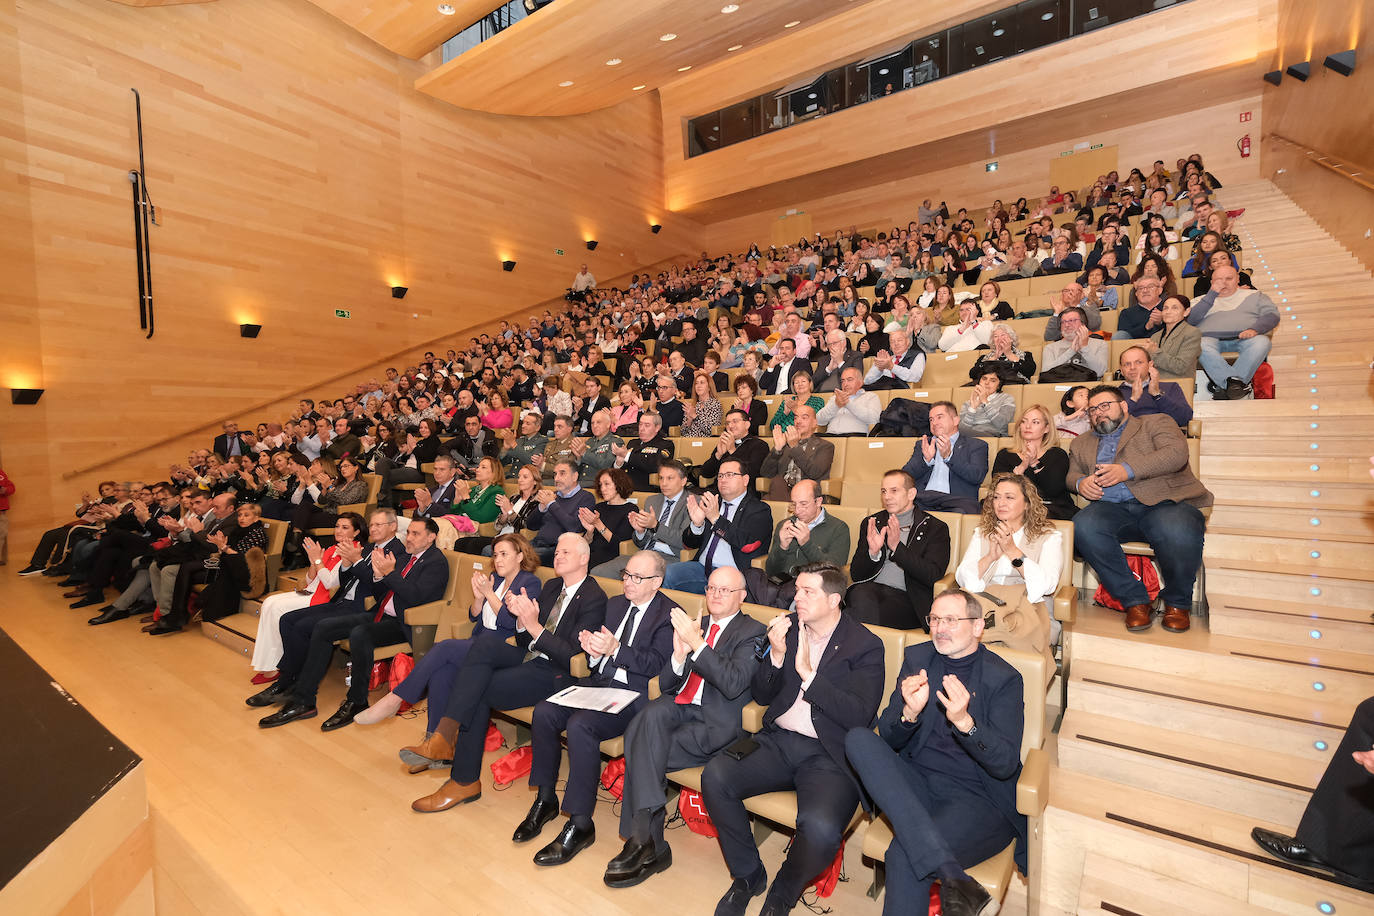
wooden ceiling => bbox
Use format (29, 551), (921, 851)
(415, 0), (882, 116)
(301, 0), (493, 59)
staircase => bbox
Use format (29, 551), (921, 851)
(1039, 180), (1374, 915)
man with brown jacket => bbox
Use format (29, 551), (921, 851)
(1067, 385), (1212, 634)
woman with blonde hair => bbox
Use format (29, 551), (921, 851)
(992, 405), (1075, 519)
(680, 370), (723, 437)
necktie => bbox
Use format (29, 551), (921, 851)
(701, 502), (733, 572)
(675, 622), (720, 705)
(374, 554), (418, 622)
(526, 589), (569, 661)
(598, 605), (642, 676)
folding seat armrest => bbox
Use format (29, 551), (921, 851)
(741, 701), (766, 733)
(1016, 746), (1049, 817)
(405, 599), (446, 628)
(1052, 584), (1077, 624)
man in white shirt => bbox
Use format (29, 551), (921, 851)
(864, 328), (926, 389)
(571, 264), (596, 296)
(816, 367), (880, 436)
(604, 566), (767, 888)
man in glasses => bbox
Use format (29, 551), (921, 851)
(845, 588), (1028, 916)
(663, 457), (772, 594)
(519, 550), (676, 867)
(604, 566), (766, 888)
(1068, 385), (1211, 633)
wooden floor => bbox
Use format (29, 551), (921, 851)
(3, 570), (1022, 916)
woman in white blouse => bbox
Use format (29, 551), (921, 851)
(356, 534), (544, 758)
(250, 512), (366, 681)
(937, 301), (994, 352)
(955, 473), (1064, 611)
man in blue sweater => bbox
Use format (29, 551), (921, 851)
(1117, 346), (1192, 427)
(530, 459), (594, 564)
(1188, 265), (1279, 399)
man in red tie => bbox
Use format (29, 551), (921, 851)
(603, 566), (767, 889)
(258, 517), (449, 731)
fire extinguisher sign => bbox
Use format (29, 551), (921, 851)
(1239, 111), (1252, 122)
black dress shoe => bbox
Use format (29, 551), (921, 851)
(258, 702), (317, 728)
(70, 593), (105, 609)
(606, 839), (652, 876)
(512, 797), (560, 843)
(604, 841), (671, 888)
(714, 867), (767, 916)
(148, 623), (183, 636)
(139, 614), (157, 624)
(533, 819), (595, 866)
(320, 699), (366, 732)
(88, 606), (132, 626)
(58, 577), (84, 588)
(1251, 827), (1325, 868)
(246, 680), (294, 708)
(939, 874), (995, 916)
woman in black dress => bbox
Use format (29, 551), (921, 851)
(578, 468), (637, 571)
(991, 404), (1076, 520)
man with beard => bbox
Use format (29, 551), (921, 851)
(1067, 386), (1211, 635)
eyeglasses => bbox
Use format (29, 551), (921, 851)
(928, 615), (980, 629)
(706, 586), (745, 596)
(717, 471), (744, 479)
(1086, 402), (1120, 416)
(621, 572), (662, 585)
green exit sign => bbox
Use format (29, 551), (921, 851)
(554, 248), (565, 256)
(1090, 143), (1104, 150)
(985, 161), (998, 172)
(334, 309), (351, 319)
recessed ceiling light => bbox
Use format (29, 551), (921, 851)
(558, 80), (574, 87)
(631, 84), (646, 90)
(659, 33), (677, 41)
(721, 3), (739, 12)
(992, 27), (1005, 36)
(727, 44), (743, 51)
(783, 20), (800, 28)
(877, 67), (889, 75)
(677, 65), (692, 72)
(807, 93), (817, 99)
(1041, 11), (1055, 20)
(437, 3), (454, 14)
(605, 58), (622, 66)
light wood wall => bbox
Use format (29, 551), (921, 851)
(701, 95), (1264, 254)
(661, 0), (1277, 214)
(1261, 0), (1374, 270)
(0, 0), (701, 543)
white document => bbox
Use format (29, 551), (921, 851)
(545, 685), (641, 714)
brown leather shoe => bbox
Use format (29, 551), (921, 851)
(1162, 605), (1191, 632)
(399, 731), (456, 769)
(412, 778), (481, 813)
(1124, 603), (1154, 632)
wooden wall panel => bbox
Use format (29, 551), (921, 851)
(0, 0), (701, 544)
(662, 0), (1277, 214)
(700, 94), (1264, 254)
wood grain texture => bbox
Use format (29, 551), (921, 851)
(302, 0), (491, 59)
(663, 0), (1278, 214)
(415, 0), (884, 116)
(0, 0), (701, 543)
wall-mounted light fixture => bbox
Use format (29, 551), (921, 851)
(650, 224), (662, 234)
(1262, 69), (1283, 85)
(1323, 49), (1355, 76)
(391, 286), (408, 299)
(502, 260), (517, 272)
(585, 240), (598, 251)
(1285, 60), (1311, 81)
(239, 323), (262, 338)
(10, 389), (44, 405)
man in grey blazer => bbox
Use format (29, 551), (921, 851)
(591, 459), (692, 578)
(604, 565), (766, 888)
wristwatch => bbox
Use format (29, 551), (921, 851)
(1011, 557), (1024, 568)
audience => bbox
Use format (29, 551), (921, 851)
(848, 470), (952, 630)
(902, 402), (988, 514)
(815, 367), (880, 436)
(662, 458), (771, 594)
(1117, 346), (1193, 426)
(958, 371), (1017, 436)
(612, 412), (674, 491)
(1188, 265), (1278, 399)
(701, 410), (768, 481)
(1040, 307), (1108, 382)
(761, 406), (834, 501)
(758, 480), (852, 608)
(992, 405), (1076, 519)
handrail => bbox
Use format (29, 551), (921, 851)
(1267, 134), (1374, 194)
(61, 254), (688, 480)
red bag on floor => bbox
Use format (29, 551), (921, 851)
(490, 745), (533, 787)
(367, 659), (390, 690)
(387, 652), (415, 712)
(599, 756), (625, 800)
(678, 788), (717, 838)
(485, 722), (504, 751)
(929, 884), (943, 914)
(807, 845), (844, 898)
(1252, 361), (1275, 399)
(1093, 554), (1162, 610)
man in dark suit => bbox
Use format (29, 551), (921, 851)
(653, 378), (686, 431)
(845, 588), (1027, 916)
(759, 338), (810, 396)
(902, 401), (988, 514)
(411, 533), (608, 814)
(612, 412), (675, 491)
(575, 376), (610, 436)
(1252, 696), (1374, 887)
(662, 457), (772, 594)
(699, 410), (768, 482)
(254, 514), (449, 731)
(212, 421), (253, 460)
(810, 329), (864, 393)
(147, 492), (240, 635)
(849, 469), (952, 631)
(605, 566), (766, 888)
(412, 455), (458, 519)
(702, 563), (885, 916)
(591, 459), (691, 579)
(519, 550), (676, 866)
(760, 406), (834, 501)
(447, 414), (500, 475)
